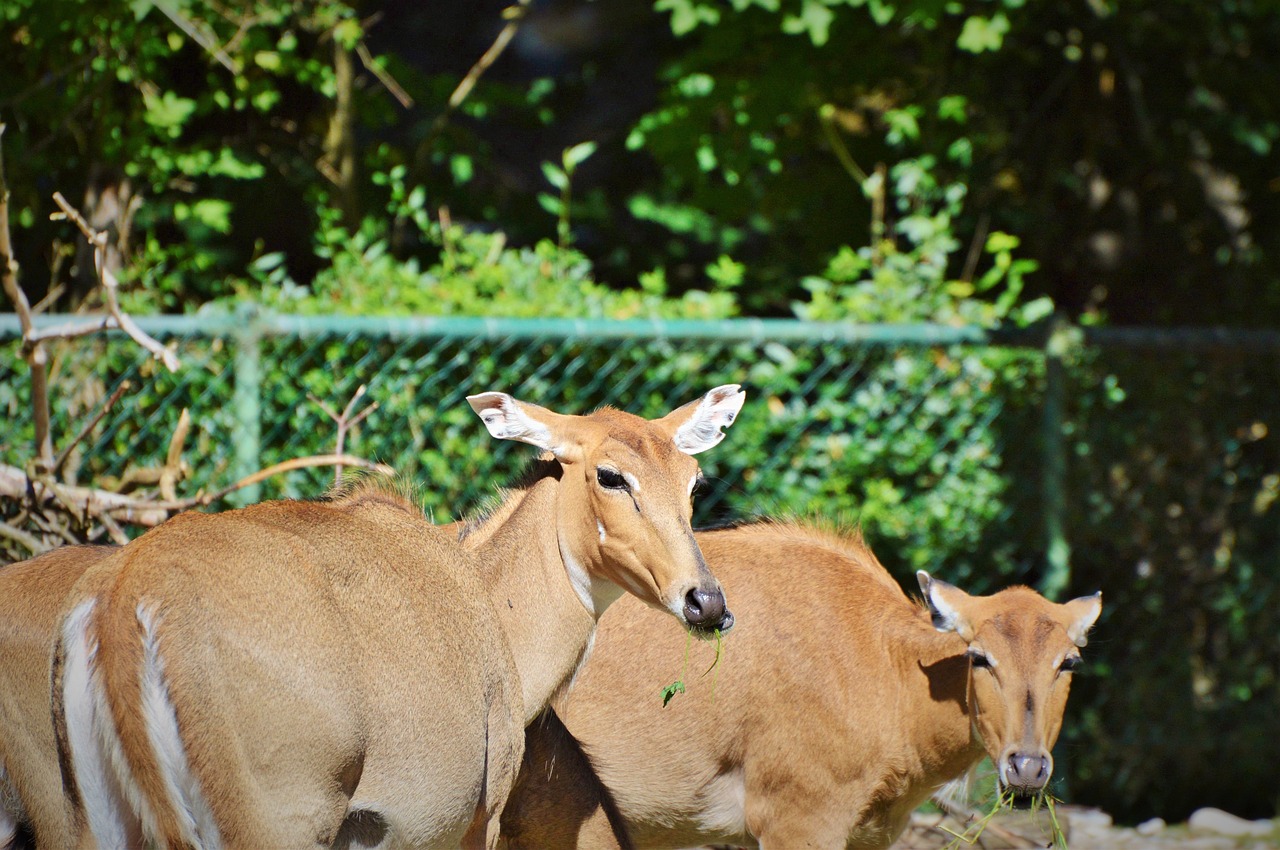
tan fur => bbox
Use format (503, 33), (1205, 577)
(503, 520), (1101, 850)
(51, 390), (740, 850)
(0, 545), (115, 850)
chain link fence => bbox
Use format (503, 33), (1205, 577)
(3, 312), (1279, 819)
(0, 313), (1049, 582)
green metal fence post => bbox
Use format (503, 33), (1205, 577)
(1040, 318), (1076, 600)
(231, 304), (263, 506)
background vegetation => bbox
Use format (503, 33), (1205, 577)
(3, 0), (1278, 824)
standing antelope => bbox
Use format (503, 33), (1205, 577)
(1, 545), (115, 850)
(500, 521), (1102, 850)
(52, 385), (745, 850)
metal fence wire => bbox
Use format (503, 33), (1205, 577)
(4, 312), (1280, 819)
(0, 313), (1047, 587)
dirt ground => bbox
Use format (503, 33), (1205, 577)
(891, 805), (1280, 850)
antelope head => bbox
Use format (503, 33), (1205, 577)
(468, 385), (745, 633)
(918, 571), (1102, 796)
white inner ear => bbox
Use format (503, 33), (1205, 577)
(673, 384), (746, 456)
(919, 570), (964, 634)
(1066, 593), (1103, 648)
(467, 392), (557, 452)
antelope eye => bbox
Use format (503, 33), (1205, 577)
(596, 467), (628, 491)
(1060, 655), (1083, 673)
(966, 650), (992, 669)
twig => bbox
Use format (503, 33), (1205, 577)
(32, 283), (66, 314)
(0, 123), (56, 470)
(357, 42), (413, 108)
(126, 454), (396, 516)
(52, 380), (131, 477)
(960, 212), (991, 285)
(52, 191), (181, 372)
(0, 519), (47, 557)
(97, 510), (129, 546)
(152, 0), (237, 72)
(0, 464), (170, 525)
(24, 315), (116, 343)
(408, 0), (531, 175)
(442, 1), (530, 121)
(160, 408), (191, 501)
(309, 385), (380, 486)
(1, 454), (394, 533)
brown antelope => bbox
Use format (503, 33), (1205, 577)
(500, 520), (1102, 850)
(1, 545), (115, 850)
(52, 385), (745, 850)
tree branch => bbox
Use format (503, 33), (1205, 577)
(51, 191), (180, 372)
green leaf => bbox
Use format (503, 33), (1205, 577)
(537, 193), (563, 216)
(562, 141), (597, 172)
(655, 0), (720, 36)
(986, 231), (1020, 254)
(450, 154), (474, 185)
(937, 95), (968, 123)
(782, 0), (835, 46)
(541, 162), (568, 191)
(190, 199), (232, 234)
(957, 13), (1010, 53)
(660, 679), (686, 707)
(254, 51), (281, 71)
(143, 90), (196, 133)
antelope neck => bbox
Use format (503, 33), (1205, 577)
(894, 616), (988, 785)
(470, 472), (601, 726)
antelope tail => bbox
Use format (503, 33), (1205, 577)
(55, 598), (221, 849)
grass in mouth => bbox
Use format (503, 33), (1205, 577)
(940, 787), (1069, 849)
(660, 627), (725, 707)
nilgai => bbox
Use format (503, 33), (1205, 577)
(49, 385), (744, 849)
(1, 545), (114, 850)
(500, 520), (1101, 850)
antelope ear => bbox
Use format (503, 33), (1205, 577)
(659, 384), (746, 456)
(1063, 591), (1102, 648)
(917, 571), (976, 642)
(466, 393), (585, 464)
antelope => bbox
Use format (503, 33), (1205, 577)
(500, 520), (1102, 850)
(1, 545), (115, 850)
(51, 385), (745, 850)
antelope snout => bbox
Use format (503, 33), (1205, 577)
(1002, 750), (1052, 795)
(683, 586), (732, 632)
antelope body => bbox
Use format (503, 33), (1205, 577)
(501, 521), (1101, 850)
(0, 545), (114, 850)
(49, 386), (744, 850)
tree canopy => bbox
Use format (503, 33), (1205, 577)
(3, 0), (1276, 324)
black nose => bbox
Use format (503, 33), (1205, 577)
(683, 586), (729, 630)
(1004, 751), (1051, 794)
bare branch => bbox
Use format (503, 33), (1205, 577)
(25, 315), (118, 343)
(152, 0), (237, 73)
(0, 519), (49, 557)
(0, 465), (171, 525)
(159, 408), (191, 501)
(97, 510), (130, 546)
(121, 454), (396, 517)
(31, 282), (66, 314)
(357, 42), (413, 108)
(52, 191), (180, 372)
(309, 384), (380, 486)
(53, 380), (131, 476)
(0, 123), (56, 470)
